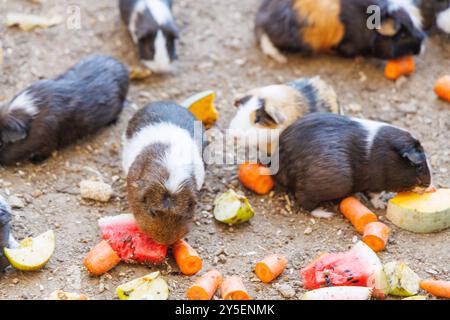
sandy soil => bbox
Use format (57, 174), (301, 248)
(0, 0), (449, 300)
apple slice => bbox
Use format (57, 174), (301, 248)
(117, 271), (169, 300)
(384, 261), (421, 297)
(4, 230), (55, 271)
(214, 189), (255, 225)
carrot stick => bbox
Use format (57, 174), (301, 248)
(84, 240), (121, 276)
(187, 270), (223, 300)
(362, 222), (390, 252)
(434, 75), (450, 103)
(339, 197), (378, 234)
(238, 163), (274, 195)
(220, 276), (250, 300)
(172, 239), (202, 276)
(255, 254), (288, 283)
(420, 280), (450, 298)
(385, 56), (415, 80)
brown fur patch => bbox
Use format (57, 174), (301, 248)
(293, 0), (345, 52)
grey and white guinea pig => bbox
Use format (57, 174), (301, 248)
(119, 0), (179, 73)
(255, 0), (426, 63)
(416, 0), (450, 34)
(122, 101), (205, 245)
(272, 113), (434, 212)
(229, 77), (340, 154)
(0, 55), (129, 166)
(0, 195), (12, 271)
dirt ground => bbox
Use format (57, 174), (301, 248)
(0, 0), (449, 300)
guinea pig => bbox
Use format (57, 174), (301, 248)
(272, 113), (434, 212)
(119, 0), (179, 73)
(255, 0), (425, 63)
(0, 55), (129, 166)
(229, 77), (340, 155)
(122, 101), (205, 245)
(416, 0), (450, 34)
(0, 195), (12, 271)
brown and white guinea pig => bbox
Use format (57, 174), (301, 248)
(122, 102), (205, 245)
(119, 0), (179, 73)
(255, 0), (425, 63)
(0, 195), (12, 271)
(0, 55), (129, 166)
(272, 113), (434, 212)
(416, 0), (450, 34)
(229, 77), (340, 155)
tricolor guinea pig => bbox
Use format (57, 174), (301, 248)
(122, 102), (205, 245)
(417, 0), (450, 34)
(229, 77), (340, 155)
(272, 113), (434, 212)
(0, 195), (12, 271)
(119, 0), (179, 73)
(255, 0), (425, 63)
(0, 55), (129, 166)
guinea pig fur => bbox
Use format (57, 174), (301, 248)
(122, 101), (205, 245)
(119, 0), (179, 73)
(0, 55), (129, 166)
(273, 113), (434, 212)
(0, 195), (12, 271)
(417, 0), (450, 34)
(255, 0), (426, 62)
(229, 77), (340, 154)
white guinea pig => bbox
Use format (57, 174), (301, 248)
(119, 0), (179, 73)
(122, 102), (205, 245)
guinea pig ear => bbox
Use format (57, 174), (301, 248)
(1, 116), (29, 144)
(233, 95), (252, 108)
(135, 11), (158, 40)
(402, 148), (423, 166)
(377, 18), (401, 36)
(263, 104), (287, 125)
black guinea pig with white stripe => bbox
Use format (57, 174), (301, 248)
(229, 77), (340, 155)
(122, 102), (205, 245)
(255, 0), (425, 63)
(272, 113), (434, 212)
(0, 55), (129, 166)
(0, 195), (12, 271)
(416, 0), (450, 34)
(119, 0), (179, 73)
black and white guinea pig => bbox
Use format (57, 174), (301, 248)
(0, 55), (129, 166)
(122, 102), (205, 245)
(119, 0), (179, 73)
(255, 0), (425, 63)
(229, 77), (340, 154)
(0, 195), (12, 271)
(416, 0), (450, 34)
(272, 113), (434, 212)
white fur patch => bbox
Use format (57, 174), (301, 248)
(351, 118), (387, 152)
(260, 33), (287, 64)
(311, 208), (335, 219)
(6, 91), (39, 117)
(142, 29), (172, 73)
(146, 0), (172, 25)
(388, 0), (423, 30)
(122, 122), (205, 192)
(437, 7), (450, 34)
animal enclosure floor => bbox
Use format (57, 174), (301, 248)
(0, 0), (449, 300)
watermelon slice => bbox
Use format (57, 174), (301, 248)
(98, 214), (167, 265)
(300, 241), (389, 298)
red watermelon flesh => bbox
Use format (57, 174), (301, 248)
(98, 214), (167, 264)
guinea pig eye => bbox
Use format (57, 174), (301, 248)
(254, 115), (262, 124)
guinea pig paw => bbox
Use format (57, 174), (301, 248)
(310, 208), (335, 219)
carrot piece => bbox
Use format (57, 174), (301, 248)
(362, 222), (390, 252)
(238, 163), (274, 195)
(83, 240), (121, 276)
(220, 276), (250, 300)
(255, 254), (288, 283)
(187, 270), (223, 300)
(384, 56), (415, 80)
(339, 197), (378, 234)
(172, 239), (202, 276)
(420, 280), (450, 298)
(434, 75), (450, 103)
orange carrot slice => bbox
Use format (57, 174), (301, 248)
(187, 270), (223, 300)
(172, 239), (202, 276)
(255, 254), (288, 283)
(385, 56), (415, 80)
(420, 280), (450, 298)
(220, 276), (250, 300)
(434, 75), (450, 103)
(238, 163), (274, 195)
(84, 240), (121, 276)
(362, 222), (390, 252)
(339, 197), (378, 234)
